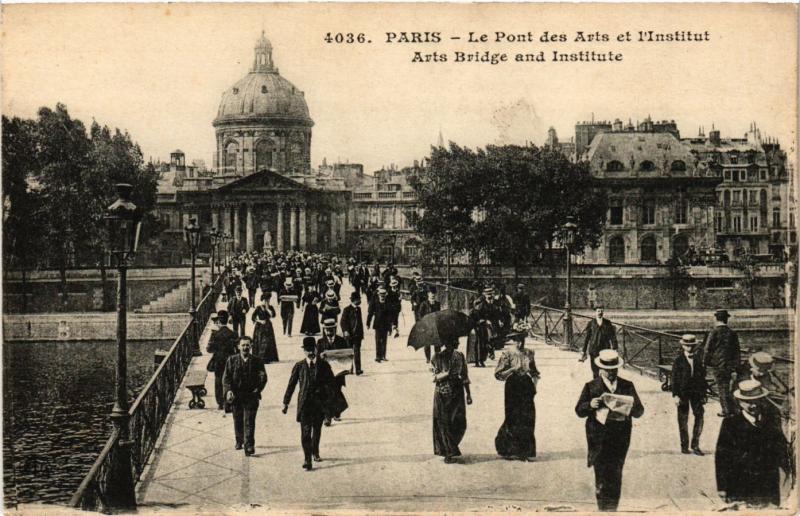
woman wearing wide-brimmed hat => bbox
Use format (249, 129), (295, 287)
(494, 330), (540, 461)
(319, 289), (341, 324)
(431, 337), (472, 463)
(251, 293), (279, 363)
(300, 284), (321, 336)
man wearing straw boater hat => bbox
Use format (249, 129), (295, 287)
(714, 379), (790, 507)
(703, 308), (740, 418)
(671, 334), (708, 455)
(575, 349), (644, 512)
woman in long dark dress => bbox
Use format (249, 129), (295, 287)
(252, 294), (279, 363)
(431, 337), (472, 463)
(494, 335), (539, 460)
(300, 286), (321, 335)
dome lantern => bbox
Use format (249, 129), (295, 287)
(253, 30), (276, 73)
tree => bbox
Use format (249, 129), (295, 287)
(408, 142), (607, 278)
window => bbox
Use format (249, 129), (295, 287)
(640, 235), (657, 263)
(255, 139), (275, 172)
(773, 208), (781, 228)
(733, 215), (742, 233)
(609, 236), (625, 264)
(749, 190), (757, 205)
(729, 154), (738, 165)
(642, 199), (656, 225)
(225, 141), (239, 170)
(382, 207), (393, 228)
(716, 192), (723, 206)
(671, 160), (687, 173)
(740, 171), (747, 183)
(732, 170), (739, 182)
(749, 215), (759, 232)
(761, 170), (767, 180)
(716, 212), (724, 233)
(790, 213), (795, 229)
(724, 170), (731, 181)
(609, 204), (623, 225)
(606, 160), (625, 172)
(732, 190), (741, 204)
(639, 160), (656, 172)
(673, 234), (689, 259)
(261, 85), (268, 94)
(724, 190), (731, 206)
(791, 231), (797, 244)
(675, 198), (689, 224)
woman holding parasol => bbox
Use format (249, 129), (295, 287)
(494, 321), (539, 461)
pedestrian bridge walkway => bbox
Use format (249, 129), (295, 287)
(136, 281), (752, 512)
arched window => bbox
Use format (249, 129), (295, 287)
(640, 235), (657, 263)
(673, 234), (689, 259)
(225, 141), (239, 170)
(255, 139), (275, 172)
(671, 160), (687, 174)
(639, 160), (656, 172)
(609, 236), (625, 264)
(606, 160), (625, 172)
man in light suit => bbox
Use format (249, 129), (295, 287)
(282, 337), (336, 470)
(579, 305), (618, 378)
(575, 350), (644, 511)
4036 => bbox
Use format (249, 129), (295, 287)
(325, 33), (370, 44)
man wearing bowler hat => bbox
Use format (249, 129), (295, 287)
(671, 334), (708, 455)
(703, 308), (740, 417)
(227, 285), (250, 338)
(341, 291), (365, 375)
(367, 286), (395, 362)
(715, 379), (789, 507)
(283, 337), (336, 470)
(206, 310), (238, 410)
(222, 336), (267, 456)
(579, 305), (618, 378)
(575, 349), (644, 511)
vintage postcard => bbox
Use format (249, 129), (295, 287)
(1, 2), (797, 514)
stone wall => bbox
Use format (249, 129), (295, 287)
(3, 313), (190, 341)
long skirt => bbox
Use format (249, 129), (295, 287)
(495, 374), (536, 458)
(300, 305), (321, 335)
(433, 385), (467, 457)
(253, 321), (279, 363)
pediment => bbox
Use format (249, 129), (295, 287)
(217, 170), (309, 192)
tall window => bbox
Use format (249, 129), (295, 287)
(255, 139), (275, 172)
(749, 215), (759, 232)
(732, 190), (741, 204)
(724, 190), (731, 207)
(609, 236), (625, 264)
(609, 202), (623, 225)
(749, 190), (757, 206)
(225, 141), (239, 170)
(773, 208), (781, 228)
(733, 215), (742, 233)
(675, 198), (689, 224)
(640, 235), (657, 263)
(642, 199), (656, 225)
(716, 212), (724, 233)
(732, 170), (739, 182)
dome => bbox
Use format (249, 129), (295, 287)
(214, 73), (312, 125)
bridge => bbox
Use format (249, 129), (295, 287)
(72, 276), (793, 512)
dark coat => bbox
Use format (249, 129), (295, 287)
(316, 334), (349, 354)
(283, 358), (336, 422)
(417, 299), (441, 319)
(715, 412), (788, 506)
(222, 354), (268, 403)
(671, 351), (707, 400)
(340, 304), (365, 340)
(582, 318), (618, 357)
(227, 296), (250, 322)
(206, 326), (238, 374)
(703, 325), (740, 371)
(512, 292), (531, 319)
(367, 299), (395, 332)
(575, 376), (644, 467)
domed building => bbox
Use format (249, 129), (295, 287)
(213, 32), (313, 178)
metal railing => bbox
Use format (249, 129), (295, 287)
(70, 271), (226, 511)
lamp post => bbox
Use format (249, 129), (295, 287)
(357, 236), (365, 263)
(208, 228), (220, 285)
(562, 217), (578, 348)
(184, 218), (202, 356)
(444, 229), (453, 308)
(104, 183), (141, 509)
(391, 233), (399, 264)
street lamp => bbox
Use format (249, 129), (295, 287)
(357, 236), (365, 263)
(562, 217), (578, 348)
(184, 218), (202, 356)
(104, 183), (141, 509)
(208, 228), (220, 285)
(391, 233), (399, 264)
(444, 229), (453, 308)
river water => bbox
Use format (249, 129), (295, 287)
(3, 340), (169, 506)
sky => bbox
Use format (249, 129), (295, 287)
(2, 3), (797, 174)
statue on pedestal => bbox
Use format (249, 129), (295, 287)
(263, 230), (273, 252)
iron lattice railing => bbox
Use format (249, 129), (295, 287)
(70, 271), (226, 512)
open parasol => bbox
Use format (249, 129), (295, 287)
(407, 309), (474, 351)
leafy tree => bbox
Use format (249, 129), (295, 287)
(408, 142), (607, 278)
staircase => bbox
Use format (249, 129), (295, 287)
(136, 272), (211, 313)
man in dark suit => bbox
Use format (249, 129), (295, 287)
(579, 306), (618, 378)
(671, 334), (707, 455)
(317, 319), (349, 425)
(227, 286), (250, 338)
(512, 283), (531, 323)
(715, 379), (789, 507)
(341, 292), (365, 375)
(222, 337), (268, 456)
(575, 350), (644, 511)
(282, 337), (337, 470)
(387, 277), (403, 337)
(704, 308), (741, 417)
(206, 310), (239, 410)
(417, 289), (442, 363)
(367, 286), (395, 362)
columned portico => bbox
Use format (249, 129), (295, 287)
(246, 203), (254, 251)
(276, 203), (284, 251)
(233, 206), (241, 250)
(289, 204), (297, 250)
(298, 204), (307, 250)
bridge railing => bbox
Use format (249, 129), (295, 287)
(70, 271), (226, 512)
